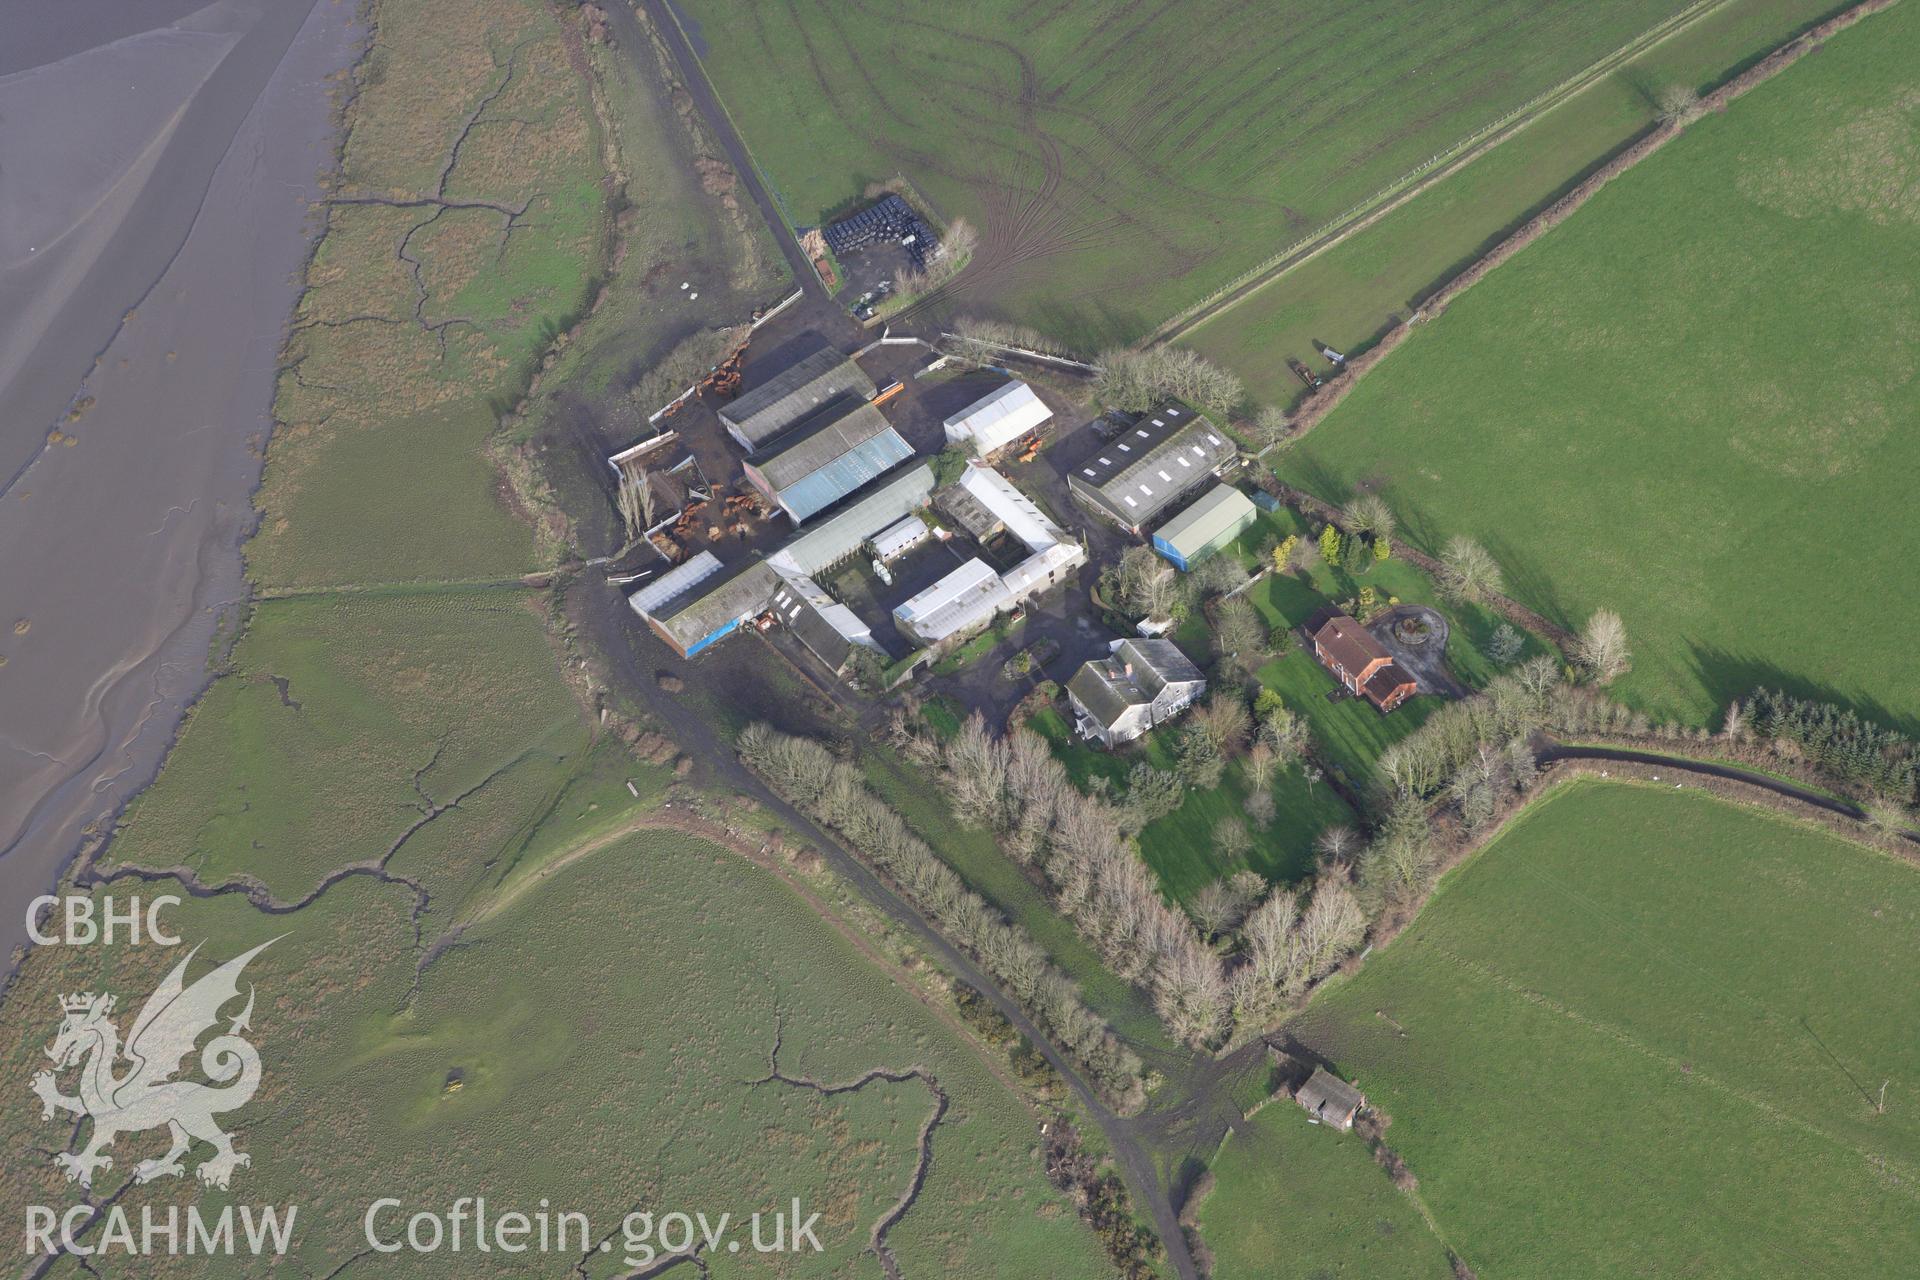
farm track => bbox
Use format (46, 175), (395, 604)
(628, 0), (823, 306)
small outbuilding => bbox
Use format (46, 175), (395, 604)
(1150, 483), (1257, 571)
(943, 380), (1051, 457)
(869, 515), (930, 562)
(1296, 1066), (1364, 1131)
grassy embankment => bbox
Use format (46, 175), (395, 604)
(0, 4), (1111, 1274)
(1275, 780), (1920, 1275)
(1272, 0), (1920, 729)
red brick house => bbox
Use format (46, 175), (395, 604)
(1310, 613), (1417, 713)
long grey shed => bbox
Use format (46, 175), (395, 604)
(720, 348), (876, 451)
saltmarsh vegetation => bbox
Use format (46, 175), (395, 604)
(2, 2), (1116, 1271)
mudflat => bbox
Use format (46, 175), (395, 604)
(0, 0), (362, 963)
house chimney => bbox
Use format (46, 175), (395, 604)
(1123, 663), (1134, 677)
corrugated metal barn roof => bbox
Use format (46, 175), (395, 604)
(721, 348), (876, 449)
(628, 550), (723, 618)
(747, 400), (913, 523)
(1154, 483), (1256, 561)
(943, 380), (1050, 455)
(768, 463), (934, 577)
(893, 558), (1011, 644)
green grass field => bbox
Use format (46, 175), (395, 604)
(1196, 1104), (1452, 1279)
(1290, 780), (1920, 1275)
(1183, 0), (1846, 406)
(677, 0), (1691, 346)
(1277, 1), (1920, 730)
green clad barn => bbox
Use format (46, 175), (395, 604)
(1151, 483), (1256, 571)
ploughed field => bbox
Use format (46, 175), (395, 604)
(1290, 780), (1920, 1276)
(1277, 1), (1920, 729)
(676, 0), (1692, 345)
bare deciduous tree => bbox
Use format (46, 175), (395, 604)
(1341, 493), (1396, 540)
(616, 466), (657, 541)
(1094, 347), (1245, 416)
(1215, 815), (1253, 863)
(1573, 609), (1631, 685)
(1314, 825), (1359, 876)
(1247, 405), (1290, 449)
(1438, 535), (1503, 604)
(1189, 882), (1238, 939)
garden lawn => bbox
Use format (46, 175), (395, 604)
(1291, 779), (1920, 1276)
(1277, 1), (1920, 731)
(1197, 1103), (1452, 1280)
(676, 0), (1691, 346)
(1173, 507), (1540, 793)
(1029, 707), (1358, 904)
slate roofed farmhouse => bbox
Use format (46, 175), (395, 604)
(720, 347), (876, 451)
(742, 399), (913, 523)
(1067, 402), (1235, 534)
(1066, 638), (1206, 747)
(1310, 612), (1417, 712)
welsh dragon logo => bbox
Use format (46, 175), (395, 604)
(31, 938), (276, 1190)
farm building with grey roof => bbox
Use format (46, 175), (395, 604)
(1066, 402), (1235, 533)
(1295, 1066), (1365, 1131)
(742, 399), (913, 524)
(720, 347), (876, 451)
(631, 558), (778, 659)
